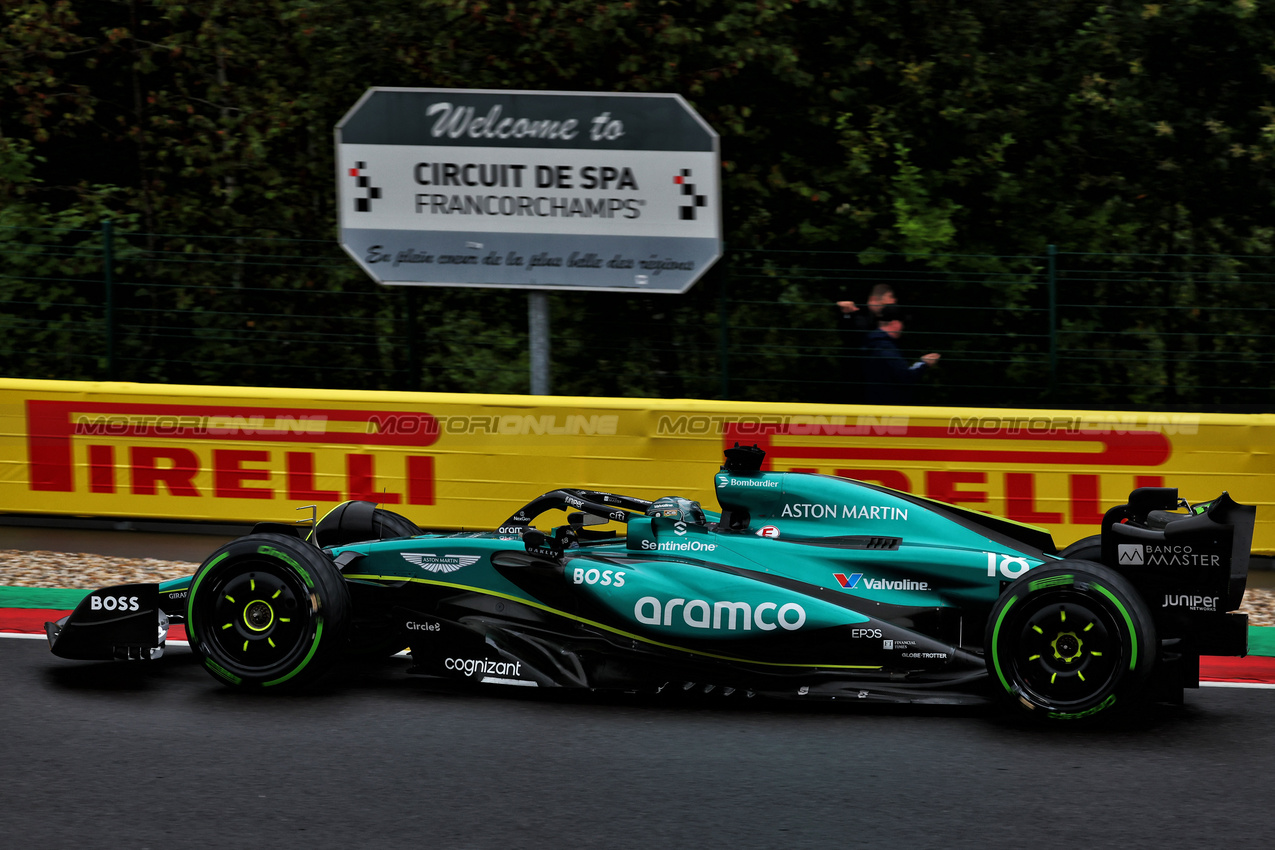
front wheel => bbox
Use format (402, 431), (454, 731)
(985, 561), (1156, 720)
(187, 533), (351, 688)
(313, 501), (421, 547)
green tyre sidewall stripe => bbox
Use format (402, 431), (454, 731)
(186, 551), (230, 648)
(263, 618), (324, 687)
(1049, 693), (1117, 721)
(205, 658), (242, 685)
(1028, 574), (1073, 593)
(257, 545), (311, 587)
(990, 595), (1018, 695)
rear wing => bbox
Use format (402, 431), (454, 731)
(1101, 488), (1256, 613)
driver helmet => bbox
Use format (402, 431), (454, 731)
(646, 496), (707, 526)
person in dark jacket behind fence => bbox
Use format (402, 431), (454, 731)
(862, 305), (940, 405)
(835, 283), (896, 402)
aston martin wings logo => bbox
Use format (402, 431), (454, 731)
(400, 553), (481, 573)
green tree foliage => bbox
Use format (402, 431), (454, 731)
(0, 1), (1271, 407)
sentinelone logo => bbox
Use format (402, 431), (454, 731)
(25, 400), (440, 501)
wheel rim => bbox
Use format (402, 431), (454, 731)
(195, 560), (313, 676)
(1009, 594), (1122, 710)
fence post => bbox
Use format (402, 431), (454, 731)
(718, 279), (730, 399)
(1047, 243), (1057, 398)
(102, 220), (116, 381)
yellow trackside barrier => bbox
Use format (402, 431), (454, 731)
(1, 378), (1272, 553)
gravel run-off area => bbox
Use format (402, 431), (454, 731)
(3, 549), (1275, 627)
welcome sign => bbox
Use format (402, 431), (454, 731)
(335, 88), (722, 293)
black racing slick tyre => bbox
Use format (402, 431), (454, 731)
(313, 501), (422, 547)
(1058, 534), (1103, 564)
(985, 561), (1157, 721)
(186, 533), (351, 689)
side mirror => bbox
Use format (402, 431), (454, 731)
(523, 529), (563, 561)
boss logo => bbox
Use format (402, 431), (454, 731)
(90, 595), (141, 612)
(572, 567), (626, 587)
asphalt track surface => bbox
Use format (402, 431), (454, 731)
(3, 637), (1273, 850)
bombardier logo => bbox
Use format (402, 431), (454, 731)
(401, 552), (481, 573)
(717, 475), (779, 489)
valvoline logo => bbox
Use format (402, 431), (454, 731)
(835, 573), (932, 592)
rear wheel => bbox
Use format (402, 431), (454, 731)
(985, 561), (1156, 720)
(187, 533), (351, 688)
(1058, 534), (1103, 563)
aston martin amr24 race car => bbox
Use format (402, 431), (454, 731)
(47, 444), (1256, 720)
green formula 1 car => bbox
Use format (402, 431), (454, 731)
(47, 444), (1256, 720)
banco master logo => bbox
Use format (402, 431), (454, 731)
(350, 161), (382, 212)
(401, 553), (481, 573)
(1118, 544), (1145, 565)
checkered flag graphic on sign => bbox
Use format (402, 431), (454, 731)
(350, 161), (382, 212)
(674, 168), (708, 220)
